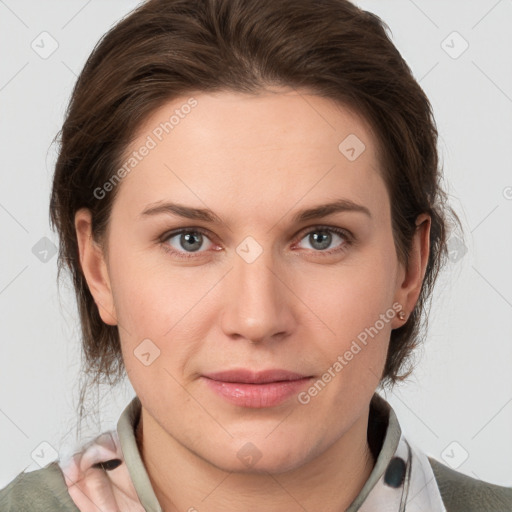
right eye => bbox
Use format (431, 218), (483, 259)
(160, 228), (217, 258)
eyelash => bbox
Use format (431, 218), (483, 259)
(158, 225), (354, 260)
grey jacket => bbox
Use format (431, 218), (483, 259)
(1, 393), (511, 511)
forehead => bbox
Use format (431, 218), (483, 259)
(112, 88), (387, 222)
(131, 87), (376, 156)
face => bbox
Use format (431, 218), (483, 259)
(77, 87), (427, 474)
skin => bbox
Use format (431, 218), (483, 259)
(75, 87), (430, 512)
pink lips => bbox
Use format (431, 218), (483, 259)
(201, 369), (313, 408)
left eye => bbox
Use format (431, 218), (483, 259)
(296, 227), (350, 252)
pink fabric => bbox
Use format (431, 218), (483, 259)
(55, 395), (447, 511)
(59, 431), (146, 512)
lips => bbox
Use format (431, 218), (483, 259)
(202, 369), (309, 384)
(201, 369), (313, 408)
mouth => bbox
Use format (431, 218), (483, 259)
(201, 369), (314, 408)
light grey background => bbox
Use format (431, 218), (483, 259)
(1, 0), (511, 489)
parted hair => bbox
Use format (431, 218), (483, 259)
(49, 0), (461, 426)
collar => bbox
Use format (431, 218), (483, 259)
(60, 392), (446, 511)
(115, 392), (444, 511)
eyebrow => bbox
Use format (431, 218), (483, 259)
(139, 198), (372, 224)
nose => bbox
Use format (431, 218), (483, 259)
(219, 246), (297, 345)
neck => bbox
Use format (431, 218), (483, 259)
(136, 406), (375, 512)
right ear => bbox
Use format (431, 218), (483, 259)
(74, 208), (118, 326)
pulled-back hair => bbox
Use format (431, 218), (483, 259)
(49, 0), (461, 428)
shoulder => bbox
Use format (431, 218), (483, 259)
(428, 456), (512, 512)
(0, 461), (79, 512)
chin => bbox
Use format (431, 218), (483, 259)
(202, 436), (317, 475)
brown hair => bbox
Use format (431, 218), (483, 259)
(49, 0), (461, 428)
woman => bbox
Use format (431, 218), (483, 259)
(1, 0), (511, 510)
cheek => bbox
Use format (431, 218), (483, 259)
(301, 250), (396, 332)
(110, 259), (205, 395)
(290, 244), (397, 382)
(107, 246), (220, 374)
(110, 263), (170, 338)
(108, 242), (196, 333)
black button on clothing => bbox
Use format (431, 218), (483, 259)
(92, 459), (123, 471)
(384, 456), (406, 488)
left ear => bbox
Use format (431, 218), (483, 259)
(392, 213), (431, 328)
